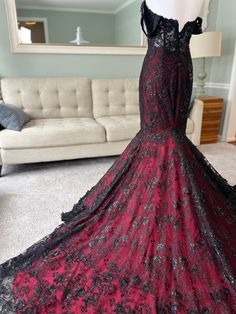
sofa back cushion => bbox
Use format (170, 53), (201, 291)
(1, 78), (93, 119)
(92, 79), (140, 119)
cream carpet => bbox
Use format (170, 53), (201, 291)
(0, 142), (236, 264)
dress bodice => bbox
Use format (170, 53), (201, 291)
(138, 1), (203, 135)
(140, 0), (202, 53)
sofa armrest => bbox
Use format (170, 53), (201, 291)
(188, 99), (204, 146)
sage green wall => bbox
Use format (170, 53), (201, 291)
(1, 0), (220, 80)
(206, 0), (236, 135)
(115, 1), (141, 46)
(17, 2), (142, 46)
(0, 0), (144, 79)
(17, 8), (115, 45)
(192, 0), (219, 84)
(209, 0), (236, 85)
(3, 0), (233, 134)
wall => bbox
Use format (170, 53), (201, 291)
(115, 0), (142, 46)
(209, 0), (236, 85)
(0, 0), (144, 79)
(206, 0), (236, 136)
(17, 8), (115, 45)
(191, 0), (236, 137)
(192, 0), (219, 84)
(17, 2), (142, 46)
(1, 0), (220, 80)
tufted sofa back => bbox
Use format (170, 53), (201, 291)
(0, 78), (92, 119)
(92, 79), (140, 119)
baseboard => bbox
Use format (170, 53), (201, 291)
(218, 134), (236, 143)
(193, 82), (230, 90)
(217, 134), (224, 142)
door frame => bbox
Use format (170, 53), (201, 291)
(222, 41), (236, 142)
(18, 17), (49, 43)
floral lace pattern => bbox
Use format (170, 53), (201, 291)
(0, 1), (236, 313)
(140, 0), (202, 54)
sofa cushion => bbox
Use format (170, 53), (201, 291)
(0, 103), (30, 131)
(96, 115), (140, 142)
(1, 78), (93, 119)
(92, 79), (139, 119)
(0, 118), (106, 149)
(96, 115), (194, 142)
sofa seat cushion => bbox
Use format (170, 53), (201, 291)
(96, 115), (140, 142)
(0, 118), (106, 149)
(96, 115), (194, 142)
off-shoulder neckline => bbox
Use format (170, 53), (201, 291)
(142, 0), (202, 34)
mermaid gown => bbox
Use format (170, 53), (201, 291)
(1, 1), (236, 313)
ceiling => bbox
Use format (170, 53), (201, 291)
(16, 0), (135, 13)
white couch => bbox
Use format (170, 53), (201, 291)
(0, 77), (203, 176)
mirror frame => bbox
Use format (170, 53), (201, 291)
(5, 0), (147, 55)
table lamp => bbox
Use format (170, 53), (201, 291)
(190, 31), (222, 97)
(70, 26), (90, 45)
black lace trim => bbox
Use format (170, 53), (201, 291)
(140, 0), (161, 37)
(140, 0), (203, 38)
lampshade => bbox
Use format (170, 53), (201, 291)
(190, 31), (222, 59)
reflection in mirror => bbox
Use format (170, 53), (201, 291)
(17, 17), (49, 43)
(15, 0), (143, 47)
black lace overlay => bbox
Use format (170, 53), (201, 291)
(0, 1), (236, 313)
(140, 0), (203, 46)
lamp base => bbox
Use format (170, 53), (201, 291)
(195, 88), (207, 99)
(194, 57), (207, 98)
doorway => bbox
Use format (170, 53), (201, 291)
(18, 17), (49, 44)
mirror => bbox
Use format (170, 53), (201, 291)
(5, 0), (147, 55)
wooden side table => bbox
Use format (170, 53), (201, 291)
(198, 96), (224, 144)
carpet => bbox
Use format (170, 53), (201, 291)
(0, 142), (236, 264)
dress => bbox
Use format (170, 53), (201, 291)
(1, 1), (236, 313)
